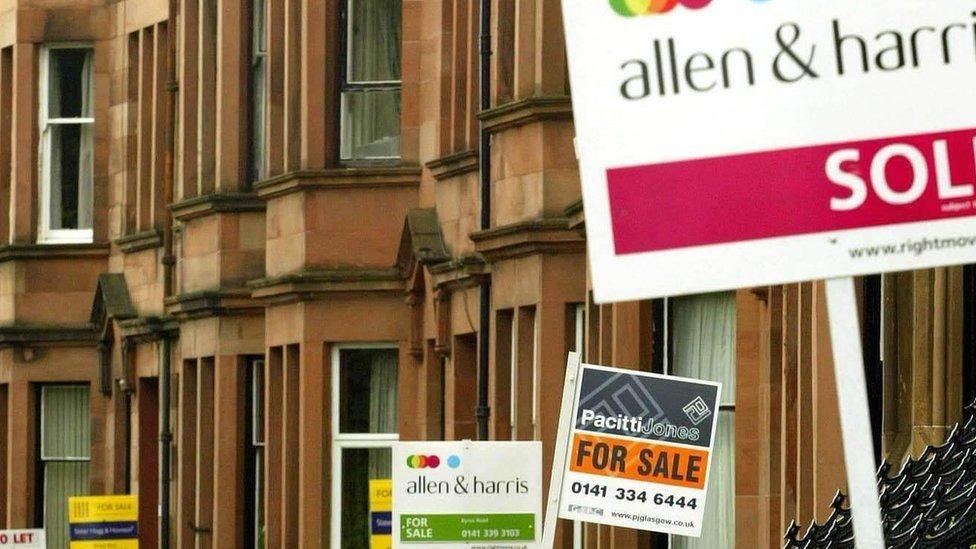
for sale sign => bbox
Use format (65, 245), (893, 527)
(0, 530), (44, 549)
(563, 0), (976, 301)
(557, 364), (721, 537)
(392, 441), (542, 548)
(68, 495), (138, 549)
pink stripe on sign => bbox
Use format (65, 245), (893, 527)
(607, 128), (976, 255)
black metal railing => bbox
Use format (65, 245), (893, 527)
(785, 399), (976, 548)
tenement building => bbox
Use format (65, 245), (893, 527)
(0, 0), (972, 547)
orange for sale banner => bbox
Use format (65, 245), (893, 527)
(569, 432), (710, 490)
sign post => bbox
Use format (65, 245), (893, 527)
(541, 352), (582, 548)
(825, 277), (885, 546)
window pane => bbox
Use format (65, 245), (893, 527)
(338, 348), (398, 434)
(671, 292), (736, 405)
(42, 386), (91, 459)
(255, 449), (265, 549)
(671, 411), (734, 549)
(252, 0), (266, 54)
(47, 123), (94, 231)
(348, 0), (401, 82)
(48, 48), (93, 119)
(252, 359), (265, 445)
(340, 90), (400, 160)
(250, 56), (266, 182)
(340, 448), (392, 549)
(44, 461), (90, 548)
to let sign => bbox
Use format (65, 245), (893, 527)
(562, 0), (976, 301)
(556, 363), (721, 537)
(0, 530), (44, 549)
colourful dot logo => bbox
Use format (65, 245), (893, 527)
(406, 455), (441, 469)
(406, 454), (462, 469)
(609, 0), (713, 16)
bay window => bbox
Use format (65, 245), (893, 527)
(330, 345), (399, 548)
(39, 45), (94, 243)
(340, 0), (402, 161)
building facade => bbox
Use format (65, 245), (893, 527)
(0, 0), (973, 547)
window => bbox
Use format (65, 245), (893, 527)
(340, 0), (402, 160)
(331, 345), (398, 548)
(39, 45), (94, 243)
(249, 0), (267, 183)
(666, 293), (735, 549)
(245, 357), (266, 548)
(38, 385), (91, 547)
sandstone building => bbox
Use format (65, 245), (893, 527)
(0, 0), (972, 547)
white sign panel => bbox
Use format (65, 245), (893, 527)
(556, 364), (721, 537)
(0, 530), (45, 549)
(563, 0), (976, 301)
(392, 441), (542, 547)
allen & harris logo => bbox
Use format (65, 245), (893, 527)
(609, 0), (769, 17)
(406, 454), (462, 469)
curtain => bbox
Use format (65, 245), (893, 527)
(670, 292), (736, 549)
(368, 349), (398, 479)
(349, 0), (401, 82)
(42, 386), (91, 549)
(344, 0), (401, 159)
(47, 51), (63, 230)
(78, 50), (94, 230)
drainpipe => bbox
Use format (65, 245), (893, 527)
(159, 338), (172, 549)
(160, 0), (178, 544)
(476, 0), (492, 441)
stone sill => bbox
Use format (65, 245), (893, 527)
(248, 268), (403, 302)
(164, 288), (261, 319)
(479, 96), (573, 133)
(470, 218), (585, 262)
(115, 229), (163, 254)
(426, 150), (479, 181)
(0, 243), (109, 263)
(169, 193), (266, 222)
(254, 166), (422, 200)
(0, 324), (99, 348)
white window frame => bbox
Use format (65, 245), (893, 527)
(330, 342), (399, 549)
(38, 43), (95, 244)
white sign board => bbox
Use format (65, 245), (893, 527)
(0, 530), (45, 549)
(555, 363), (721, 537)
(563, 0), (976, 301)
(392, 441), (542, 547)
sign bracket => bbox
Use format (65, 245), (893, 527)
(542, 351), (582, 549)
(824, 276), (886, 549)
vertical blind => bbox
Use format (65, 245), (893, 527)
(671, 293), (736, 549)
(41, 385), (92, 549)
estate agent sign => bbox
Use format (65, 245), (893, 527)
(556, 363), (721, 537)
(0, 531), (44, 549)
(392, 441), (542, 547)
(562, 0), (976, 302)
(68, 495), (138, 549)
